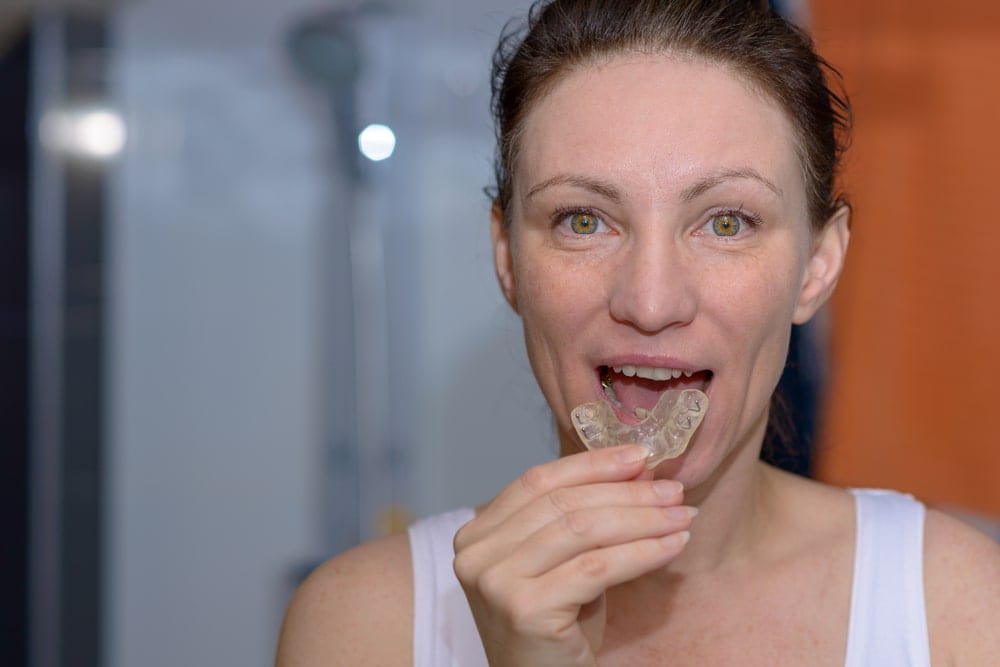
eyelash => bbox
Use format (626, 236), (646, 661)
(707, 206), (764, 237)
(551, 206), (608, 233)
(550, 206), (764, 236)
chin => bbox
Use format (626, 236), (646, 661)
(648, 406), (770, 488)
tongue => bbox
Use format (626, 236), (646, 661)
(610, 370), (711, 419)
(612, 376), (668, 416)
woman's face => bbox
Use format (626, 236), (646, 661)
(493, 54), (847, 484)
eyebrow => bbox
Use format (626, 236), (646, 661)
(524, 174), (623, 203)
(679, 167), (783, 202)
(524, 167), (783, 205)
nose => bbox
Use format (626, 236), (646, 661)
(607, 233), (698, 334)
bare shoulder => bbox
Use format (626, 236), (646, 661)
(275, 532), (413, 666)
(923, 507), (1000, 666)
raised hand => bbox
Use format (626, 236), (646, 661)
(453, 445), (696, 666)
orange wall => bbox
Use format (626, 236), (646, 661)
(811, 1), (1000, 516)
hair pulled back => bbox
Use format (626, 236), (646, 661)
(490, 0), (851, 228)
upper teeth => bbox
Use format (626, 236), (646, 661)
(612, 365), (693, 381)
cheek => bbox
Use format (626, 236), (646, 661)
(511, 246), (574, 378)
(510, 241), (611, 412)
(513, 244), (603, 339)
(706, 251), (804, 363)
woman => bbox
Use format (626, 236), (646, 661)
(276, 1), (1000, 664)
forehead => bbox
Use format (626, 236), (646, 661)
(515, 54), (806, 208)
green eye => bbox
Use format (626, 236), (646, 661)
(712, 214), (741, 237)
(569, 212), (599, 234)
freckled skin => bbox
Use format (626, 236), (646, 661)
(277, 50), (998, 667)
(493, 54), (822, 489)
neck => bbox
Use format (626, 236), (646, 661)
(660, 420), (780, 577)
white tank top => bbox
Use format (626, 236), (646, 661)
(408, 489), (930, 666)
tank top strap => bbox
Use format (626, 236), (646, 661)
(844, 488), (931, 667)
(408, 507), (486, 667)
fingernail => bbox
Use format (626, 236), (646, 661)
(617, 445), (650, 464)
(661, 530), (691, 549)
(653, 479), (684, 499)
(664, 506), (698, 521)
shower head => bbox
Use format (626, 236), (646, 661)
(286, 4), (395, 85)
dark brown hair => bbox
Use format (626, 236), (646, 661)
(489, 0), (851, 228)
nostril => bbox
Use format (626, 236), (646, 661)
(606, 242), (698, 333)
(608, 287), (698, 333)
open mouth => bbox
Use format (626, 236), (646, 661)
(599, 364), (712, 423)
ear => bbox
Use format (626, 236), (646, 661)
(792, 205), (850, 324)
(491, 201), (519, 313)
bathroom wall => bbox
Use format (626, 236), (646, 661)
(104, 1), (549, 665)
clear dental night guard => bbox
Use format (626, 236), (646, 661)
(571, 389), (708, 468)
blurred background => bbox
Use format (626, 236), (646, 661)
(1, 0), (998, 666)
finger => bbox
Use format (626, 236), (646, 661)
(456, 445), (652, 549)
(519, 531), (691, 612)
(503, 504), (698, 578)
(457, 477), (684, 569)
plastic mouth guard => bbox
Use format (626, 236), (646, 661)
(571, 389), (708, 468)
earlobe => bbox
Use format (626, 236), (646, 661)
(491, 202), (519, 313)
(792, 205), (850, 324)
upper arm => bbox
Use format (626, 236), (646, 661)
(275, 533), (414, 666)
(924, 508), (1000, 666)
